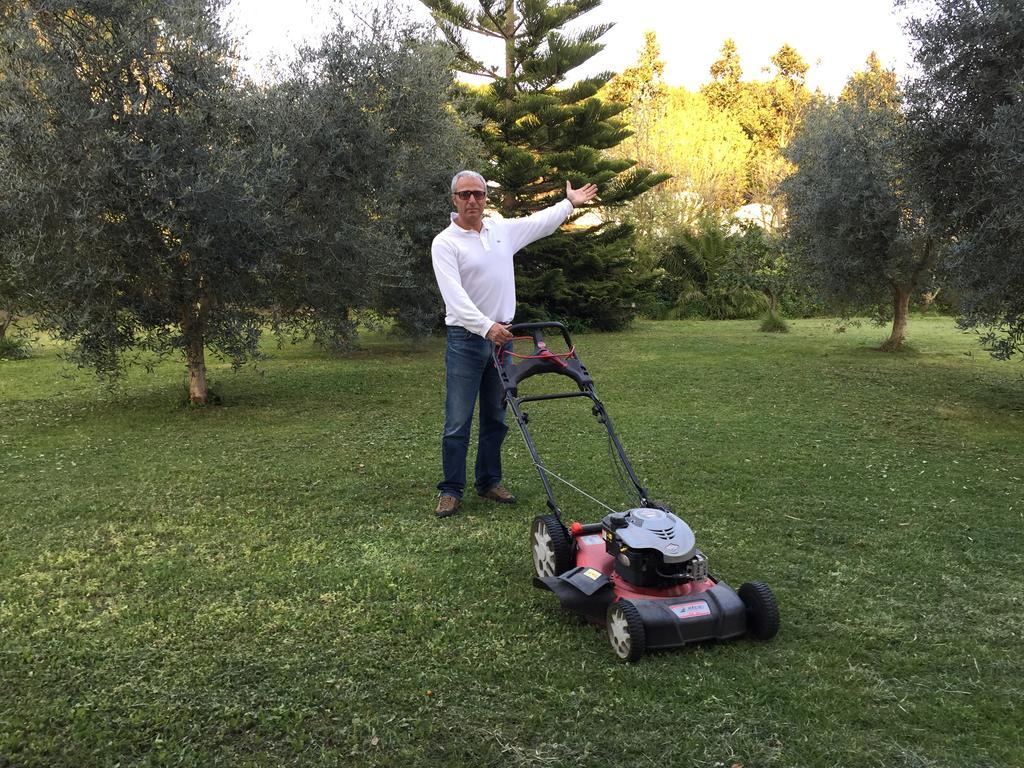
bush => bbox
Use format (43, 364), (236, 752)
(759, 309), (790, 333)
(639, 213), (826, 321)
(0, 334), (31, 360)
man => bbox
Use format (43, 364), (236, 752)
(431, 170), (598, 517)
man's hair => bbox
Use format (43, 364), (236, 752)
(450, 170), (487, 194)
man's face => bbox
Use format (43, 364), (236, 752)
(452, 176), (487, 225)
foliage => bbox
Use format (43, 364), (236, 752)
(0, 1), (288, 403)
(603, 33), (757, 320)
(0, 306), (17, 342)
(572, 36), (820, 323)
(842, 51), (900, 110)
(0, 332), (32, 360)
(0, 2), (478, 403)
(756, 44), (812, 150)
(616, 87), (752, 219)
(659, 215), (767, 320)
(0, 248), (24, 343)
(733, 222), (789, 312)
(703, 40), (817, 206)
(703, 38), (743, 114)
(602, 30), (668, 149)
(641, 213), (817, 322)
(2, 320), (1022, 767)
(514, 222), (657, 331)
(267, 12), (480, 346)
(602, 31), (673, 238)
(782, 57), (938, 350)
(759, 308), (789, 333)
(901, 0), (1024, 359)
(421, 0), (668, 329)
(730, 222), (822, 319)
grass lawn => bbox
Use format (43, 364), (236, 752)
(1, 317), (1021, 767)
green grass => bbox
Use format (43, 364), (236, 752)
(1, 317), (1021, 767)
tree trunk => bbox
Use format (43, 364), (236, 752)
(181, 292), (213, 405)
(186, 334), (208, 405)
(504, 2), (515, 83)
(501, 2), (517, 216)
(881, 284), (910, 351)
(0, 309), (10, 341)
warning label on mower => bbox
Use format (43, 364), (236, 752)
(669, 601), (712, 620)
(580, 535), (603, 546)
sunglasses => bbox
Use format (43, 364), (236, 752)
(454, 190), (487, 201)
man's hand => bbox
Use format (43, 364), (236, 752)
(566, 180), (598, 207)
(486, 323), (513, 344)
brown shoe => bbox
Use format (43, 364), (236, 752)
(478, 485), (517, 504)
(435, 494), (461, 517)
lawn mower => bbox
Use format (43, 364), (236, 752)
(492, 322), (779, 662)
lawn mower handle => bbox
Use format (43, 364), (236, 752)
(495, 319), (652, 517)
(506, 321), (573, 349)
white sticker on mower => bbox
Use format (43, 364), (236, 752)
(580, 535), (603, 546)
(670, 601), (712, 620)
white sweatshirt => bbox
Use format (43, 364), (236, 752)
(431, 199), (574, 337)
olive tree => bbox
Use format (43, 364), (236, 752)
(0, 1), (288, 403)
(268, 13), (480, 346)
(1, 2), (478, 402)
(902, 0), (1024, 358)
(782, 60), (937, 350)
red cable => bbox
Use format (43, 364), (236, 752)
(496, 340), (576, 368)
(501, 347), (575, 369)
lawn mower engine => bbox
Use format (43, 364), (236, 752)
(532, 505), (779, 661)
(602, 508), (708, 588)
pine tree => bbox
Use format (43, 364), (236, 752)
(421, 0), (668, 329)
(841, 51), (899, 111)
(603, 31), (668, 184)
(704, 39), (743, 115)
(702, 40), (815, 207)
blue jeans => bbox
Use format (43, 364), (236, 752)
(438, 326), (509, 498)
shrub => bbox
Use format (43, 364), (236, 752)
(659, 215), (768, 319)
(759, 309), (790, 333)
(0, 334), (31, 360)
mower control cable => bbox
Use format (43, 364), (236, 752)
(606, 428), (642, 505)
(531, 461), (619, 514)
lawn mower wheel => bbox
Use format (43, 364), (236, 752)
(531, 514), (574, 577)
(739, 581), (780, 641)
(607, 599), (646, 662)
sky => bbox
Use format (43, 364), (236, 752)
(225, 0), (915, 95)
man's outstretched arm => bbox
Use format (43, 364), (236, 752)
(505, 180), (599, 252)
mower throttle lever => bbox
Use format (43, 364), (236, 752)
(535, 341), (569, 369)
